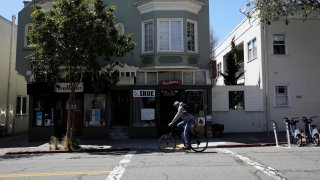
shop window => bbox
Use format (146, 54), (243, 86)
(133, 90), (156, 127)
(185, 90), (205, 117)
(84, 94), (106, 127)
(33, 94), (55, 127)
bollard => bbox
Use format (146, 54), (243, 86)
(286, 122), (291, 148)
(273, 123), (279, 147)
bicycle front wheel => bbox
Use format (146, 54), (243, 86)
(190, 134), (208, 152)
(158, 134), (176, 153)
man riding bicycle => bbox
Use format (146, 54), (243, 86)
(168, 101), (195, 150)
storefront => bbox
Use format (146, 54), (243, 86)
(27, 83), (211, 141)
(129, 85), (212, 138)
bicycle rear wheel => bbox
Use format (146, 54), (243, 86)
(158, 134), (176, 153)
(190, 134), (208, 152)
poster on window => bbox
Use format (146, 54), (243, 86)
(91, 109), (101, 126)
(141, 108), (155, 121)
(197, 117), (205, 126)
(36, 111), (42, 126)
(84, 94), (106, 126)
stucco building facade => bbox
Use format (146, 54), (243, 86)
(212, 15), (320, 132)
(0, 15), (28, 136)
(16, 0), (212, 141)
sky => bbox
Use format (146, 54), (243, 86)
(0, 0), (249, 44)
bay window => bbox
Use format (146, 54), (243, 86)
(158, 18), (183, 52)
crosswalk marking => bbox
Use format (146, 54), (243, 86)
(106, 151), (136, 180)
(217, 149), (287, 180)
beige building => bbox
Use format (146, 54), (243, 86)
(212, 15), (320, 132)
(0, 15), (28, 136)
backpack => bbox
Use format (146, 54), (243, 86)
(182, 103), (194, 115)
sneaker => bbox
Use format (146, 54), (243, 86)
(181, 146), (191, 150)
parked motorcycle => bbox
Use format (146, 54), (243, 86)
(284, 117), (303, 147)
(301, 116), (319, 146)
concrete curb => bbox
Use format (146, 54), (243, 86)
(4, 147), (131, 155)
(4, 142), (289, 155)
(213, 142), (287, 148)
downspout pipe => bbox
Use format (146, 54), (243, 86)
(6, 15), (16, 134)
(262, 23), (269, 133)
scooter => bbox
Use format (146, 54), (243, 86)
(284, 117), (303, 147)
(301, 116), (320, 146)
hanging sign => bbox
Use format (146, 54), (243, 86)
(133, 90), (155, 97)
(160, 80), (181, 85)
(55, 82), (84, 93)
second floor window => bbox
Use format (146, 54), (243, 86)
(187, 20), (197, 52)
(273, 34), (286, 55)
(158, 18), (183, 52)
(248, 38), (257, 61)
(116, 23), (124, 34)
(24, 23), (32, 48)
(142, 20), (154, 53)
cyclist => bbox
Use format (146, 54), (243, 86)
(168, 101), (195, 150)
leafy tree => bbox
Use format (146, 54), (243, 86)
(220, 37), (244, 85)
(28, 0), (135, 143)
(243, 0), (320, 24)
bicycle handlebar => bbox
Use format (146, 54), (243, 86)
(283, 117), (299, 124)
(301, 116), (318, 123)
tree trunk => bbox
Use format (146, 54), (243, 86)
(66, 82), (76, 141)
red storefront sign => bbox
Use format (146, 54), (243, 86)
(160, 80), (181, 85)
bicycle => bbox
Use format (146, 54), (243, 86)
(158, 125), (208, 153)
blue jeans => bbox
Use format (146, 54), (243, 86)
(177, 119), (195, 147)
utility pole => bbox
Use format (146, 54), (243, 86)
(6, 15), (16, 134)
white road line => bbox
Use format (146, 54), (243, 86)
(106, 151), (136, 180)
(217, 149), (287, 180)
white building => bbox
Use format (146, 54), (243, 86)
(212, 15), (320, 133)
(0, 15), (28, 136)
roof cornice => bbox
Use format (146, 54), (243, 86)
(134, 0), (205, 14)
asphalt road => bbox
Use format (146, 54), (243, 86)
(1, 146), (320, 180)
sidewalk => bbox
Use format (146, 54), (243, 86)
(0, 132), (288, 155)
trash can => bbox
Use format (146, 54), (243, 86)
(212, 124), (224, 138)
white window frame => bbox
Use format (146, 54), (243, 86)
(24, 23), (32, 48)
(116, 23), (124, 34)
(16, 96), (27, 115)
(142, 19), (154, 53)
(186, 19), (198, 53)
(157, 18), (183, 52)
(273, 34), (286, 55)
(248, 38), (257, 61)
(274, 86), (289, 107)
